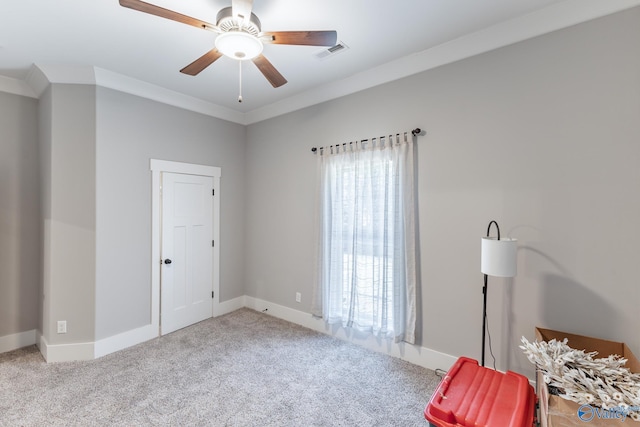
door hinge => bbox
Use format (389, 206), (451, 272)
(212, 240), (215, 247)
(212, 189), (215, 196)
(212, 291), (214, 299)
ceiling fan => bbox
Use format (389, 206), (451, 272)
(119, 0), (338, 92)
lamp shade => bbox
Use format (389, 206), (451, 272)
(481, 237), (517, 277)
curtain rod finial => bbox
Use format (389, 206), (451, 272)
(412, 128), (422, 136)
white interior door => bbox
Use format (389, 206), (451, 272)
(161, 172), (214, 335)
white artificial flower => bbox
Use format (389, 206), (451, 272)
(520, 336), (640, 422)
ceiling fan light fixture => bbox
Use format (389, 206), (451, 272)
(215, 31), (263, 60)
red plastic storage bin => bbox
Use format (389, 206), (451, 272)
(425, 357), (535, 427)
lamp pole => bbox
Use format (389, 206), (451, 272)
(481, 221), (500, 367)
(481, 273), (488, 367)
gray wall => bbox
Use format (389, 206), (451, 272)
(38, 88), (52, 338)
(41, 84), (97, 345)
(245, 8), (640, 376)
(1, 82), (247, 348)
(95, 87), (246, 340)
(2, 6), (638, 374)
(0, 91), (39, 338)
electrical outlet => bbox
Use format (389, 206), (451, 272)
(57, 320), (67, 334)
(295, 292), (301, 303)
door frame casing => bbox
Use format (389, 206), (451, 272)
(150, 159), (221, 335)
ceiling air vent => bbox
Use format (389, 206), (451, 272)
(314, 42), (349, 60)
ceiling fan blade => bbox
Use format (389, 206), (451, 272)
(262, 31), (337, 46)
(119, 0), (216, 31)
(180, 48), (224, 76)
(252, 54), (287, 88)
(232, 0), (253, 26)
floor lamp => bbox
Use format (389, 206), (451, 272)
(480, 220), (517, 367)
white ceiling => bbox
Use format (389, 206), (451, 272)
(1, 0), (639, 124)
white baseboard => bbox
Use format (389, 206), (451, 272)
(38, 334), (95, 363)
(217, 295), (246, 316)
(28, 295), (459, 371)
(94, 324), (157, 359)
(28, 296), (247, 363)
(92, 296), (247, 360)
(243, 296), (458, 373)
(0, 329), (37, 353)
(37, 325), (156, 362)
(37, 331), (47, 360)
(31, 296), (256, 362)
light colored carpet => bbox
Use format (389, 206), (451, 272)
(0, 308), (440, 426)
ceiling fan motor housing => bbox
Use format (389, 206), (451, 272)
(216, 6), (261, 35)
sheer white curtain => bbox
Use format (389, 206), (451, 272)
(312, 133), (417, 344)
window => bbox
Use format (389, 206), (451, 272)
(312, 134), (418, 344)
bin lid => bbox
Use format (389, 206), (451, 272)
(425, 357), (534, 427)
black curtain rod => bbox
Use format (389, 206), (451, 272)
(311, 128), (422, 153)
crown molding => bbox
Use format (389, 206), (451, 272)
(25, 64), (99, 99)
(6, 0), (640, 126)
(243, 0), (640, 124)
(0, 74), (37, 98)
(21, 64), (246, 125)
(93, 68), (245, 124)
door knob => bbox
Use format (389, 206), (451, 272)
(164, 259), (172, 265)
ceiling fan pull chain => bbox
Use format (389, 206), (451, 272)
(238, 60), (243, 103)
